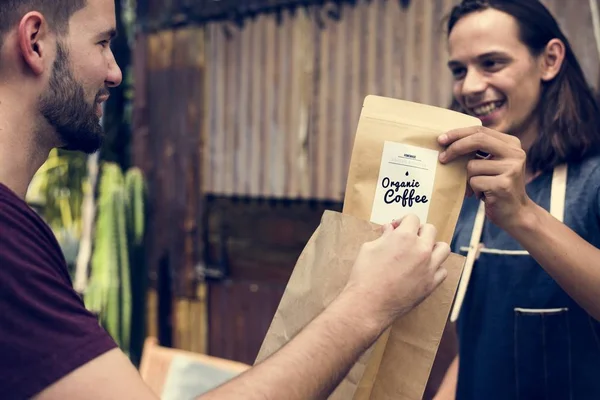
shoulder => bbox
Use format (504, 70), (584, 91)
(0, 184), (117, 398)
(566, 155), (600, 203)
(0, 184), (67, 278)
(568, 154), (600, 181)
(562, 155), (600, 243)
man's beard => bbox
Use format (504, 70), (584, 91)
(38, 42), (106, 154)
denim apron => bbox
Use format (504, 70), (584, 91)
(451, 165), (600, 400)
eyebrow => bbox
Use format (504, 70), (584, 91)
(447, 51), (510, 68)
(98, 28), (118, 40)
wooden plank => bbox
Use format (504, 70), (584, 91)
(146, 288), (159, 340)
(250, 17), (264, 196)
(316, 13), (330, 199)
(422, 0), (434, 105)
(392, 1), (405, 100)
(153, 30), (177, 297)
(237, 23), (251, 194)
(433, 0), (452, 107)
(223, 25), (235, 195)
(186, 27), (206, 294)
(341, 4), (355, 200)
(214, 25), (226, 194)
(324, 15), (337, 200)
(263, 16), (277, 195)
(308, 11), (320, 198)
(276, 13), (290, 198)
(350, 4), (362, 146)
(190, 283), (208, 354)
(366, 0), (378, 95)
(243, 21), (255, 195)
(175, 298), (191, 350)
(227, 26), (239, 194)
(382, 1), (393, 99)
(297, 12), (313, 198)
(404, 1), (416, 101)
(170, 29), (184, 298)
(146, 34), (165, 292)
(286, 13), (301, 198)
(331, 15), (345, 200)
(203, 25), (214, 193)
(131, 33), (150, 175)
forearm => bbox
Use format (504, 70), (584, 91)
(199, 290), (385, 400)
(510, 201), (600, 320)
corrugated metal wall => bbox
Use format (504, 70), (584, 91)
(203, 0), (600, 201)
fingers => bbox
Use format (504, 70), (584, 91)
(390, 216), (438, 247)
(438, 126), (516, 146)
(394, 214), (421, 234)
(432, 267), (448, 288)
(466, 159), (505, 199)
(418, 223), (437, 247)
(390, 216), (407, 229)
(430, 242), (451, 269)
(381, 223), (394, 236)
(469, 175), (499, 196)
(439, 131), (513, 163)
(467, 159), (510, 176)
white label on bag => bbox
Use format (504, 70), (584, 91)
(370, 141), (439, 225)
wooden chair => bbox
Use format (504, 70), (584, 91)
(139, 337), (251, 397)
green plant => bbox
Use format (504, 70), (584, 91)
(84, 163), (146, 357)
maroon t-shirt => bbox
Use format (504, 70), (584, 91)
(0, 183), (117, 399)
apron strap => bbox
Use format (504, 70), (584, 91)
(449, 164), (568, 323)
(450, 201), (485, 322)
(550, 164), (567, 223)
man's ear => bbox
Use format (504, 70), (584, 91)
(540, 38), (566, 82)
(17, 12), (51, 76)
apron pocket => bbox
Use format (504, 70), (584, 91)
(514, 307), (572, 400)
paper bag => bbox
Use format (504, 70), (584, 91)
(343, 96), (480, 400)
(254, 211), (466, 399)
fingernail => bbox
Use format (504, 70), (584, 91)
(438, 134), (448, 143)
(439, 151), (447, 162)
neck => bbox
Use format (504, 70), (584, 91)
(0, 89), (53, 199)
(517, 117), (541, 183)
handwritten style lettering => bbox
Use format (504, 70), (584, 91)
(381, 175), (428, 206)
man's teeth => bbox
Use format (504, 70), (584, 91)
(473, 102), (502, 116)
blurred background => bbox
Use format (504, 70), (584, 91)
(26, 0), (600, 397)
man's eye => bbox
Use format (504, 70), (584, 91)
(451, 67), (466, 80)
(99, 40), (110, 48)
(482, 59), (503, 71)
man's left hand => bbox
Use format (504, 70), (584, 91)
(437, 126), (534, 230)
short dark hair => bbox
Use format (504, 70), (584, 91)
(447, 0), (600, 172)
(0, 0), (86, 49)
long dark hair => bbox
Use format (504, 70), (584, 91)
(447, 0), (600, 172)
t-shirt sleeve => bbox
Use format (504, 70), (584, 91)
(0, 199), (117, 399)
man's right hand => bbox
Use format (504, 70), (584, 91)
(344, 214), (451, 328)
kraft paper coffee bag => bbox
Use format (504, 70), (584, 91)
(254, 211), (467, 399)
(344, 95), (480, 400)
(343, 95), (481, 243)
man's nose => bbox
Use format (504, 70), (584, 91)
(461, 68), (487, 97)
(106, 51), (123, 88)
